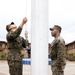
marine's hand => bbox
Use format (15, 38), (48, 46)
(20, 17), (28, 28)
(22, 17), (27, 25)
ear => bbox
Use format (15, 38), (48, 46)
(9, 27), (11, 29)
(8, 26), (11, 30)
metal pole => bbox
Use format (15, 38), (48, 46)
(31, 0), (49, 75)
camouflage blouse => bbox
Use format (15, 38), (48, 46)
(6, 26), (27, 60)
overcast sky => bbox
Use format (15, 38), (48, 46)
(0, 0), (75, 44)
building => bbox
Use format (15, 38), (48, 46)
(1, 40), (75, 61)
(0, 41), (7, 51)
(0, 41), (28, 59)
(0, 41), (7, 59)
(65, 41), (75, 61)
(48, 41), (75, 61)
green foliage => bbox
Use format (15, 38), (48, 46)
(0, 52), (6, 59)
(64, 50), (67, 57)
(73, 53), (75, 58)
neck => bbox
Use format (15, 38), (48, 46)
(54, 33), (60, 39)
(11, 29), (17, 32)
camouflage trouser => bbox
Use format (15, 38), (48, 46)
(7, 50), (24, 75)
(51, 66), (65, 75)
(8, 60), (22, 75)
(51, 59), (66, 75)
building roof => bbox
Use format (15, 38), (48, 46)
(0, 41), (7, 44)
(0, 41), (7, 51)
(65, 41), (75, 46)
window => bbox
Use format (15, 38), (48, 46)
(0, 43), (2, 48)
(68, 44), (74, 50)
(73, 44), (75, 49)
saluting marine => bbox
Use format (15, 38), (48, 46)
(6, 17), (28, 75)
(49, 25), (66, 75)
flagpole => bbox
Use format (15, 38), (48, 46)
(31, 0), (49, 75)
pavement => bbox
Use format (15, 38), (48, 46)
(0, 60), (75, 75)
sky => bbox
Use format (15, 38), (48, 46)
(49, 0), (75, 44)
(0, 0), (75, 44)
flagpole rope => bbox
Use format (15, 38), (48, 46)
(25, 0), (27, 31)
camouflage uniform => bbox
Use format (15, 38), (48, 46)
(6, 26), (27, 75)
(50, 36), (66, 75)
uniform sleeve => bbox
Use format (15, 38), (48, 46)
(7, 26), (22, 39)
(56, 40), (65, 66)
(21, 37), (29, 48)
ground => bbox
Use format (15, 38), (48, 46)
(0, 60), (75, 75)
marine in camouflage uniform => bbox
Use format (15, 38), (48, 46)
(6, 17), (28, 75)
(49, 25), (66, 75)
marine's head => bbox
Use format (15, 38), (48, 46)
(49, 25), (62, 37)
(6, 22), (17, 32)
